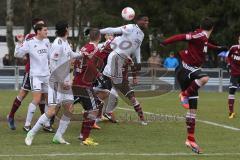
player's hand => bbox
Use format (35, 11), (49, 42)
(126, 56), (134, 65)
(132, 77), (138, 85)
(217, 46), (229, 52)
(62, 81), (71, 90)
(16, 34), (24, 43)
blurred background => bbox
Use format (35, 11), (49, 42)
(1, 0), (240, 65)
(0, 0), (239, 91)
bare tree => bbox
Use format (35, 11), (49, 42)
(6, 0), (15, 64)
(24, 0), (33, 35)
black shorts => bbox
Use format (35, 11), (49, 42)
(175, 62), (208, 98)
(21, 72), (31, 91)
(73, 86), (100, 111)
(229, 76), (240, 88)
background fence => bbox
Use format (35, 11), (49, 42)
(0, 64), (230, 92)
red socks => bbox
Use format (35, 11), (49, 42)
(228, 95), (235, 113)
(134, 104), (144, 121)
(9, 97), (22, 118)
(186, 112), (196, 141)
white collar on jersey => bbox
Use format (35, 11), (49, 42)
(202, 30), (210, 38)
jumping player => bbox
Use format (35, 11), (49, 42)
(98, 15), (149, 125)
(161, 17), (227, 154)
(227, 35), (240, 119)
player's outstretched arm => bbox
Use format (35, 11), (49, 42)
(14, 35), (29, 58)
(100, 27), (123, 35)
(208, 43), (229, 52)
(161, 34), (187, 46)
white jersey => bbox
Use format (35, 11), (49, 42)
(15, 37), (50, 77)
(100, 24), (144, 63)
(49, 37), (81, 83)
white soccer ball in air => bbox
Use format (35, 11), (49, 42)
(121, 7), (135, 21)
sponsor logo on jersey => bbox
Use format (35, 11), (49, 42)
(37, 49), (48, 55)
(233, 55), (240, 61)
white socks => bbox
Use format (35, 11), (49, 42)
(55, 114), (71, 138)
(30, 113), (50, 135)
(25, 103), (37, 126)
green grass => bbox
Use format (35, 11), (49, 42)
(0, 90), (240, 160)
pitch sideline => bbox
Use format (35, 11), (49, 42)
(118, 107), (240, 131)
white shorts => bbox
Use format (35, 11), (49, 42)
(30, 76), (49, 93)
(48, 82), (74, 106)
(103, 51), (125, 84)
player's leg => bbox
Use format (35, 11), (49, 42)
(115, 82), (146, 125)
(228, 76), (238, 118)
(41, 93), (55, 132)
(53, 100), (73, 144)
(53, 86), (74, 144)
(23, 76), (43, 132)
(8, 72), (31, 130)
(25, 82), (57, 146)
(78, 88), (99, 145)
(180, 70), (209, 109)
(103, 88), (118, 123)
(185, 97), (202, 154)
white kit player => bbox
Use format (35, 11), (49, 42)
(15, 23), (50, 131)
(24, 21), (82, 146)
(98, 15), (149, 125)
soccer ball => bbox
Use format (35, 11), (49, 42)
(121, 7), (135, 21)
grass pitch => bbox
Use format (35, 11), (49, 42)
(0, 90), (240, 160)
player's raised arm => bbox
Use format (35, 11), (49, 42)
(100, 24), (133, 35)
(14, 35), (30, 58)
(161, 34), (189, 46)
(100, 26), (123, 35)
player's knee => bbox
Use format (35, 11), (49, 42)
(19, 90), (28, 99)
(46, 107), (56, 117)
(199, 76), (209, 85)
(83, 109), (98, 120)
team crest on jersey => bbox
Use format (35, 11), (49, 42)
(54, 53), (59, 58)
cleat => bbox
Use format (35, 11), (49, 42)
(23, 126), (31, 132)
(229, 112), (236, 119)
(7, 115), (16, 130)
(43, 126), (55, 133)
(140, 120), (148, 126)
(25, 132), (34, 146)
(52, 136), (70, 145)
(185, 139), (203, 154)
(179, 92), (189, 109)
(82, 138), (99, 146)
(103, 112), (118, 123)
(92, 122), (101, 129)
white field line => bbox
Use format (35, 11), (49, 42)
(118, 107), (240, 131)
(1, 152), (240, 157)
